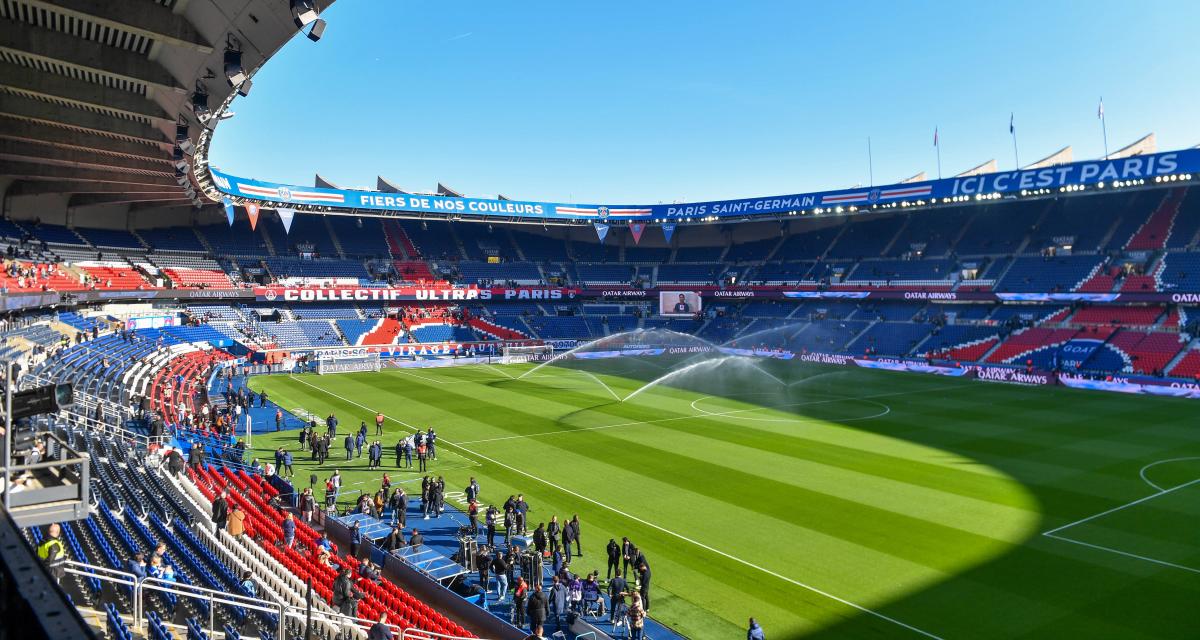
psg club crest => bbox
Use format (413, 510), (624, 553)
(597, 206), (609, 218)
(867, 188), (881, 204)
(277, 186), (293, 201)
(264, 290), (277, 301)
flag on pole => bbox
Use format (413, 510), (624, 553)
(1009, 113), (1014, 134)
(629, 222), (646, 245)
(222, 197), (235, 226)
(661, 223), (677, 244)
(278, 207), (296, 234)
(1098, 97), (1104, 120)
(933, 127), (939, 147)
(245, 203), (260, 231)
(593, 223), (609, 244)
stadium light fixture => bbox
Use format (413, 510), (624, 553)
(291, 0), (327, 41)
(307, 19), (326, 42)
(175, 169), (189, 186)
(191, 88), (210, 121)
(224, 36), (247, 87)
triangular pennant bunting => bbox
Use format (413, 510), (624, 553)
(278, 207), (296, 234)
(661, 223), (676, 243)
(629, 222), (646, 245)
(222, 197), (235, 226)
(245, 203), (260, 231)
(594, 223), (610, 244)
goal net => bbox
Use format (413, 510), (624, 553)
(315, 351), (381, 375)
(501, 344), (554, 365)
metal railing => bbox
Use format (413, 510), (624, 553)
(61, 559), (482, 640)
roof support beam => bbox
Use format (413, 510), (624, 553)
(0, 61), (171, 124)
(0, 116), (169, 161)
(69, 193), (190, 207)
(17, 0), (213, 54)
(0, 23), (183, 94)
(0, 94), (170, 146)
(0, 161), (178, 187)
(8, 180), (182, 196)
(0, 138), (171, 173)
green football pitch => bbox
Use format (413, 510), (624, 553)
(246, 359), (1200, 639)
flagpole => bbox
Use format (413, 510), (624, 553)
(1011, 115), (1020, 170)
(1099, 97), (1109, 160)
(935, 133), (942, 180)
(868, 137), (874, 187)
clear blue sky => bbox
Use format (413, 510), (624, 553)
(210, 0), (1200, 204)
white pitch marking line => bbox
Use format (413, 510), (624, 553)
(286, 374), (946, 640)
(1138, 456), (1200, 491)
(1043, 533), (1200, 575)
(1042, 476), (1200, 537)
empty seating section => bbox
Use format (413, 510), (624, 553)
(1030, 196), (1123, 252)
(251, 319), (343, 348)
(624, 246), (672, 262)
(393, 260), (435, 282)
(1158, 252), (1200, 292)
(788, 319), (869, 352)
(954, 202), (1044, 255)
(1070, 305), (1163, 326)
(197, 222), (269, 256)
(724, 237), (779, 262)
(1166, 190), (1200, 249)
(1126, 188), (1187, 251)
(294, 305), (360, 320)
(827, 216), (905, 259)
(138, 227), (208, 252)
(575, 263), (634, 285)
(986, 328), (1078, 363)
(923, 324), (1002, 360)
(73, 227), (144, 249)
(22, 222), (84, 245)
(995, 255), (1103, 292)
(751, 262), (813, 284)
(1169, 348), (1200, 379)
(525, 315), (592, 339)
(409, 324), (475, 343)
(656, 264), (715, 284)
(1104, 330), (1185, 374)
(888, 210), (963, 257)
(328, 216), (391, 256)
(849, 258), (955, 281)
(165, 268), (236, 288)
(265, 257), (370, 280)
(847, 321), (932, 355)
(454, 261), (542, 284)
(509, 230), (569, 261)
(857, 302), (919, 321)
(282, 215), (338, 257)
(400, 221), (461, 260)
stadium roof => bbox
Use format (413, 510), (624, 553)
(0, 0), (334, 212)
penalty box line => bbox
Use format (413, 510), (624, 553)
(1041, 476), (1200, 575)
(287, 374), (947, 640)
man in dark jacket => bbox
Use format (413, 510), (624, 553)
(608, 572), (628, 624)
(332, 568), (363, 636)
(570, 514), (582, 557)
(211, 489), (229, 533)
(526, 581), (548, 637)
(607, 538), (621, 579)
(561, 519), (575, 563)
(384, 525), (405, 552)
(547, 516), (561, 556)
(367, 613), (393, 640)
(344, 434), (354, 460)
(638, 563), (652, 612)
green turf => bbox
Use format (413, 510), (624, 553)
(246, 360), (1200, 639)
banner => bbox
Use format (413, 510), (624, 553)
(662, 223), (676, 243)
(278, 208), (296, 234)
(594, 223), (609, 244)
(222, 197), (235, 226)
(629, 222), (646, 245)
(255, 286), (580, 303)
(207, 148), (1200, 223)
(246, 203), (260, 231)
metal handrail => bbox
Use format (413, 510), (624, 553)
(62, 559), (481, 640)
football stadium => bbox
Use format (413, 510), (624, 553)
(2, 2), (1200, 639)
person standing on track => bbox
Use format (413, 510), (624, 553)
(570, 514), (582, 557)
